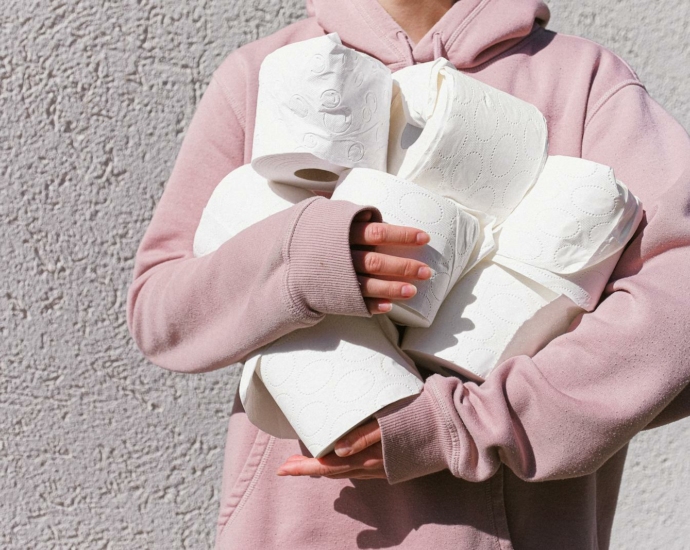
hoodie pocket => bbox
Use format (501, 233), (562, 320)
(216, 430), (275, 541)
(488, 465), (515, 550)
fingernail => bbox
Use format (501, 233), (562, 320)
(416, 232), (430, 245)
(417, 266), (432, 279)
(335, 443), (352, 457)
(401, 284), (417, 297)
(276, 468), (288, 476)
(378, 302), (392, 312)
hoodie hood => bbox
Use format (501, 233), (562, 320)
(306, 0), (550, 69)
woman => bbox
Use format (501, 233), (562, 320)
(126, 0), (690, 548)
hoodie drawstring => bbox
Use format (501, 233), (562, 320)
(396, 30), (415, 66)
(433, 32), (444, 60)
(396, 30), (445, 66)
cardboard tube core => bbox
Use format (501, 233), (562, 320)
(294, 168), (340, 182)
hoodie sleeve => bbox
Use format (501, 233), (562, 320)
(126, 70), (380, 374)
(375, 81), (690, 484)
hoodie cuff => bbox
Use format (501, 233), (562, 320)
(285, 197), (382, 319)
(374, 384), (454, 484)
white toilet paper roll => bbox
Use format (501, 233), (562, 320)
(401, 158), (643, 380)
(193, 164), (316, 257)
(388, 59), (549, 225)
(194, 164), (424, 456)
(401, 259), (583, 381)
(494, 155), (644, 275)
(240, 314), (424, 458)
(251, 33), (392, 191)
(331, 168), (480, 328)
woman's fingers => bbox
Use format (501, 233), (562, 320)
(276, 443), (385, 478)
(350, 221), (430, 247)
(364, 298), (393, 315)
(334, 419), (381, 457)
(349, 221), (430, 312)
(352, 250), (432, 280)
(358, 276), (417, 300)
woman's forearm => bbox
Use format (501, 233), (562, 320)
(126, 75), (377, 373)
(375, 82), (690, 484)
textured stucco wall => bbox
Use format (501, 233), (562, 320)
(1, 1), (688, 548)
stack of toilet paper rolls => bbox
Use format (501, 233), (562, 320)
(401, 155), (643, 380)
(385, 59), (643, 380)
(194, 165), (425, 459)
(196, 34), (431, 459)
(192, 33), (643, 456)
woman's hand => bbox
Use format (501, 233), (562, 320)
(276, 419), (386, 479)
(275, 209), (425, 477)
(350, 210), (432, 314)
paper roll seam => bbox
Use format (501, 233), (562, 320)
(585, 186), (644, 266)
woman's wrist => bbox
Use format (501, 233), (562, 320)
(285, 197), (382, 318)
(374, 384), (452, 484)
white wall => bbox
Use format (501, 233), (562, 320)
(1, 1), (688, 547)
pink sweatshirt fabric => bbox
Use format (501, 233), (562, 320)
(126, 0), (690, 548)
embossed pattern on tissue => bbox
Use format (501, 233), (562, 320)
(253, 35), (392, 172)
(497, 157), (635, 274)
(257, 316), (423, 457)
(392, 63), (549, 225)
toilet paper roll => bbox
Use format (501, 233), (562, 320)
(388, 59), (549, 225)
(240, 314), (424, 458)
(494, 155), (644, 275)
(401, 259), (583, 381)
(251, 33), (392, 191)
(193, 164), (316, 257)
(331, 168), (480, 328)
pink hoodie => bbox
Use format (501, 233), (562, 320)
(126, 0), (690, 548)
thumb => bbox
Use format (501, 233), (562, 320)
(334, 419), (381, 457)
